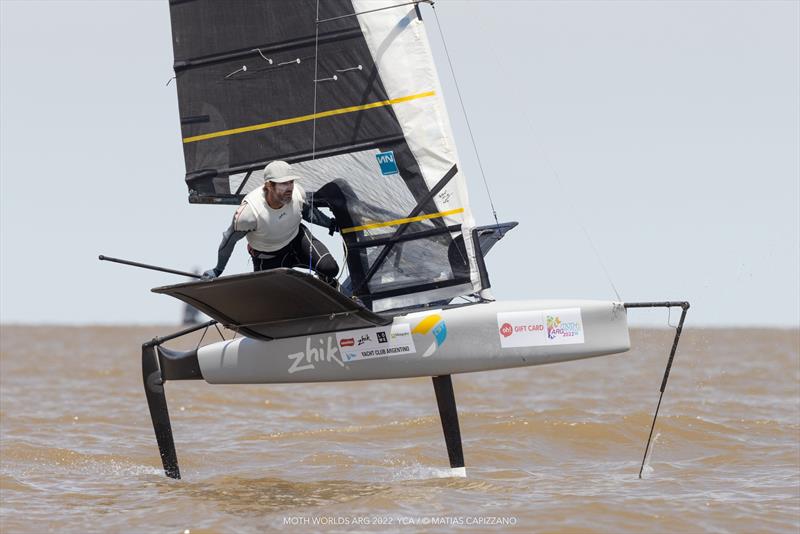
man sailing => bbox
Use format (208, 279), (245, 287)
(202, 161), (340, 286)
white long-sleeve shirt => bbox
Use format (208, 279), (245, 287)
(234, 184), (305, 252)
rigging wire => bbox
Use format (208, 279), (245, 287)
(193, 322), (225, 350)
(214, 323), (226, 341)
(309, 1), (353, 289)
(318, 0), (432, 24)
(667, 306), (677, 328)
(470, 4), (622, 302)
(431, 4), (499, 226)
(308, 192), (315, 272)
(337, 240), (350, 283)
(307, 0), (321, 278)
(194, 325), (209, 351)
(311, 0), (321, 162)
(581, 225), (622, 302)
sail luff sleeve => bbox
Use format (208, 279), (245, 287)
(351, 0), (483, 303)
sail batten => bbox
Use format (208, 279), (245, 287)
(182, 90), (436, 144)
(174, 28), (364, 71)
(341, 208), (463, 234)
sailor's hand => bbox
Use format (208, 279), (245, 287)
(328, 218), (340, 236)
(202, 268), (220, 280)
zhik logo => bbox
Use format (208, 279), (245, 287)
(288, 337), (343, 374)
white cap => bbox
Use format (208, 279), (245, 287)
(263, 160), (302, 183)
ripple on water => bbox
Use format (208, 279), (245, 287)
(0, 326), (798, 533)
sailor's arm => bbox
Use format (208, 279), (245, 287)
(202, 203), (255, 279)
(301, 198), (339, 235)
(202, 223), (247, 279)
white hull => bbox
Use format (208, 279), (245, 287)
(197, 300), (630, 384)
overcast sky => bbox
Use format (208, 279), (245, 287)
(1, 0), (798, 326)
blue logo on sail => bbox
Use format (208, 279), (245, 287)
(376, 151), (399, 175)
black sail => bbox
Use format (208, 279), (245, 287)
(169, 0), (483, 310)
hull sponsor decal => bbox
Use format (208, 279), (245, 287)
(496, 308), (584, 348)
(410, 313), (447, 357)
(335, 323), (416, 363)
(287, 336), (344, 374)
(376, 150), (399, 175)
(287, 325), (417, 374)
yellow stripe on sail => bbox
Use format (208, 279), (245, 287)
(182, 91), (436, 144)
(341, 208), (464, 234)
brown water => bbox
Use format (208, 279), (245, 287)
(0, 326), (798, 533)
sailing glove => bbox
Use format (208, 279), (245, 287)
(328, 218), (340, 236)
(202, 268), (221, 280)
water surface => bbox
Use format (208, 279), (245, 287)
(1, 326), (798, 532)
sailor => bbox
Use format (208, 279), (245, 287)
(202, 160), (340, 286)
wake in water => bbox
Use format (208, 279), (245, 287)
(640, 432), (660, 478)
(386, 462), (466, 482)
